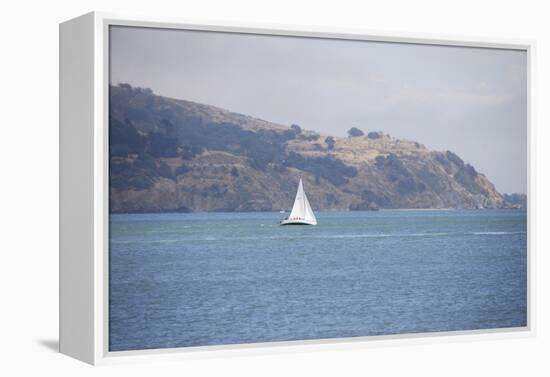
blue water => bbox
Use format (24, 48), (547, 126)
(109, 209), (527, 351)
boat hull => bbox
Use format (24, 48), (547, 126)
(280, 219), (317, 226)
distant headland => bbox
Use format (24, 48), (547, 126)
(109, 84), (525, 213)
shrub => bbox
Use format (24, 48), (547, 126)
(284, 152), (357, 186)
(312, 143), (324, 151)
(148, 131), (179, 157)
(445, 150), (464, 168)
(367, 131), (382, 139)
(131, 175), (154, 190)
(325, 136), (336, 150)
(109, 118), (146, 156)
(180, 145), (203, 160)
(290, 124), (302, 135)
(299, 133), (320, 141)
(134, 153), (157, 170)
(375, 153), (425, 194)
(348, 127), (364, 137)
(157, 161), (173, 179)
(175, 164), (191, 176)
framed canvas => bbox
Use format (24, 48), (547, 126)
(59, 12), (535, 365)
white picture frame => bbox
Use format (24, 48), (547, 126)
(59, 11), (536, 365)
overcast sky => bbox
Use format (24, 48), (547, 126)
(110, 26), (527, 194)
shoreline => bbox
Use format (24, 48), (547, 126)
(109, 207), (526, 215)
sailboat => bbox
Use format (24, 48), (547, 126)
(280, 178), (317, 225)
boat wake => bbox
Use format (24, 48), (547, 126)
(198, 231), (526, 242)
(110, 231), (525, 244)
(472, 231), (525, 235)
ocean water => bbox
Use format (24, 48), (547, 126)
(109, 209), (527, 351)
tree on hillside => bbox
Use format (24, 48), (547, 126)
(290, 124), (302, 135)
(367, 131), (382, 139)
(325, 136), (336, 150)
(348, 127), (364, 137)
(109, 118), (146, 156)
(158, 161), (174, 179)
(148, 131), (179, 157)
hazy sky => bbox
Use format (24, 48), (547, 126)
(110, 26), (527, 194)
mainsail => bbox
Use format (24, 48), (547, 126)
(287, 179), (317, 225)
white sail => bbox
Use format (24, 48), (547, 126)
(286, 179), (317, 225)
(303, 188), (317, 223)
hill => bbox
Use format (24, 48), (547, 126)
(109, 84), (511, 213)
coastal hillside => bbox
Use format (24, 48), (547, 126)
(109, 84), (515, 213)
